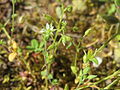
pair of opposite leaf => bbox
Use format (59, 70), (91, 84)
(101, 0), (120, 24)
(101, 14), (119, 24)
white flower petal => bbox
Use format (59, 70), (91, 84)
(93, 57), (102, 67)
(46, 23), (49, 30)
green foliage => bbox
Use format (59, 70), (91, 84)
(83, 28), (92, 37)
(83, 67), (90, 75)
(108, 4), (116, 15)
(101, 15), (119, 24)
(41, 69), (48, 79)
(61, 35), (71, 46)
(2, 75), (10, 84)
(83, 50), (98, 64)
(44, 14), (55, 23)
(56, 6), (62, 18)
(72, 26), (79, 32)
(12, 0), (17, 4)
(90, 58), (98, 65)
(64, 84), (69, 90)
(27, 39), (43, 52)
(71, 66), (78, 75)
(115, 0), (120, 6)
(1, 0), (120, 89)
(116, 35), (120, 40)
(75, 67), (97, 85)
(64, 5), (73, 13)
(66, 42), (72, 49)
(41, 23), (56, 41)
(0, 40), (6, 45)
(87, 75), (97, 80)
(51, 79), (58, 85)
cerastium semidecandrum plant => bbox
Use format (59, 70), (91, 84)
(27, 4), (73, 89)
(26, 1), (120, 89)
(74, 0), (120, 89)
(1, 0), (119, 89)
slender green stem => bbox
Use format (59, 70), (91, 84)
(75, 81), (83, 90)
(43, 40), (48, 90)
(75, 42), (81, 66)
(11, 1), (15, 32)
(94, 24), (120, 56)
(94, 70), (120, 85)
(53, 5), (64, 54)
(2, 27), (11, 40)
(76, 70), (120, 90)
(96, 33), (118, 54)
(74, 52), (78, 67)
(104, 77), (120, 89)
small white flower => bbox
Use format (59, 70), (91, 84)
(40, 23), (55, 33)
(46, 23), (50, 30)
(50, 24), (54, 31)
(93, 57), (102, 67)
(40, 28), (46, 33)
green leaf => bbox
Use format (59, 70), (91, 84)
(66, 36), (71, 41)
(101, 14), (119, 24)
(79, 76), (84, 84)
(51, 79), (58, 85)
(116, 35), (120, 40)
(12, 14), (18, 18)
(64, 84), (69, 90)
(83, 50), (93, 63)
(72, 26), (79, 31)
(79, 70), (83, 76)
(44, 14), (53, 22)
(108, 4), (116, 15)
(26, 46), (34, 50)
(35, 48), (43, 52)
(39, 42), (44, 48)
(115, 0), (120, 6)
(17, 47), (22, 54)
(0, 40), (6, 45)
(71, 66), (78, 75)
(12, 0), (17, 4)
(41, 69), (47, 76)
(61, 35), (66, 46)
(64, 5), (73, 12)
(2, 75), (10, 84)
(47, 43), (55, 50)
(87, 49), (93, 59)
(56, 6), (62, 18)
(83, 51), (88, 63)
(48, 74), (53, 79)
(82, 74), (87, 81)
(66, 42), (72, 49)
(31, 39), (39, 49)
(83, 28), (92, 37)
(61, 35), (71, 46)
(87, 75), (97, 80)
(90, 58), (98, 65)
(83, 67), (90, 75)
